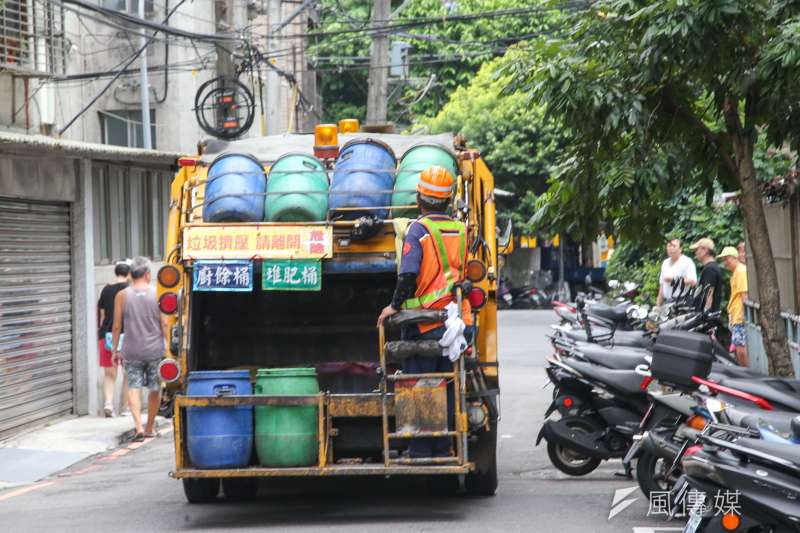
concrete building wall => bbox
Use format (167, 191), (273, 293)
(0, 133), (178, 423)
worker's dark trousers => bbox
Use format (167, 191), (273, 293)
(400, 325), (475, 458)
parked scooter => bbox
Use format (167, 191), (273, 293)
(498, 277), (513, 309)
(678, 421), (800, 532)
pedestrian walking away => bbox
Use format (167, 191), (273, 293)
(377, 165), (472, 458)
(97, 260), (131, 417)
(657, 238), (697, 306)
(111, 257), (169, 441)
(690, 238), (722, 312)
(718, 246), (749, 367)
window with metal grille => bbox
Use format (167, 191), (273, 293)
(92, 163), (171, 265)
(0, 0), (66, 75)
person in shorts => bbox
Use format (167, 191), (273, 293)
(718, 246), (748, 367)
(111, 257), (168, 441)
(97, 261), (131, 416)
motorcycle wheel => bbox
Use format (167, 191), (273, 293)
(636, 450), (680, 500)
(546, 419), (602, 476)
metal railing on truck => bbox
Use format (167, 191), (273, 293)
(170, 309), (478, 478)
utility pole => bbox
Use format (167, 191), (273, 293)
(139, 0), (152, 149)
(365, 0), (390, 125)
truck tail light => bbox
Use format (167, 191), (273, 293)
(158, 265), (181, 288)
(159, 292), (179, 314)
(467, 287), (487, 310)
(158, 358), (181, 383)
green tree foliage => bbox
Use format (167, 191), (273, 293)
(606, 191), (744, 307)
(418, 56), (563, 225)
(503, 0), (800, 376)
(309, 0), (563, 123)
(396, 0), (565, 120)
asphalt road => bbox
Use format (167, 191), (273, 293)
(0, 310), (676, 532)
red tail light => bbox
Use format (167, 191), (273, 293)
(640, 376), (653, 390)
(158, 358), (180, 383)
(467, 287), (487, 309)
(530, 287), (538, 295)
(683, 445), (703, 457)
(159, 292), (179, 314)
(692, 376), (774, 410)
(562, 396), (574, 408)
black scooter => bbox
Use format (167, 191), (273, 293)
(537, 357), (684, 476)
(678, 421), (800, 532)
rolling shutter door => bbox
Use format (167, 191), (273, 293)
(0, 198), (73, 439)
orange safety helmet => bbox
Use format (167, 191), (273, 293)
(417, 166), (455, 199)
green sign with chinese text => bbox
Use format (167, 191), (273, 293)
(262, 259), (322, 291)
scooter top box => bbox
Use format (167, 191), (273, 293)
(650, 330), (714, 389)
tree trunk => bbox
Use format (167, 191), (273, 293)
(736, 145), (794, 377)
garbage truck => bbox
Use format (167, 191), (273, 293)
(156, 126), (501, 502)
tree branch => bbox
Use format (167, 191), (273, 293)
(661, 86), (738, 176)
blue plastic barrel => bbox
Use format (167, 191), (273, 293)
(186, 370), (253, 469)
(329, 139), (397, 219)
(203, 153), (266, 222)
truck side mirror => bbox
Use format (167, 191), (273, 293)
(497, 220), (513, 252)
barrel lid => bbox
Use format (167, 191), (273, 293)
(208, 151), (264, 170)
(271, 152), (325, 168)
(338, 137), (397, 164)
(402, 142), (457, 160)
(188, 370), (251, 380)
(256, 367), (317, 377)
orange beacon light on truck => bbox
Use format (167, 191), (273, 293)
(314, 124), (339, 159)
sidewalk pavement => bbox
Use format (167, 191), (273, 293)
(0, 413), (167, 490)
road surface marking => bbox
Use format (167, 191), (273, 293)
(0, 481), (57, 502)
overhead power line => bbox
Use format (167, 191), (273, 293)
(55, 0), (242, 42)
(282, 1), (592, 40)
(58, 0), (189, 135)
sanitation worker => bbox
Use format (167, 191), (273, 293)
(377, 165), (472, 458)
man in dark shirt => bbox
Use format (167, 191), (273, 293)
(690, 238), (722, 312)
(97, 261), (131, 416)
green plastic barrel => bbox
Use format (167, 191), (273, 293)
(391, 144), (458, 218)
(254, 367), (319, 467)
(265, 154), (329, 222)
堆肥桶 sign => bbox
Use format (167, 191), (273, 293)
(262, 259), (321, 291)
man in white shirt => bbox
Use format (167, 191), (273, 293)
(657, 238), (697, 305)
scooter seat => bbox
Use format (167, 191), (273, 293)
(560, 327), (611, 345)
(716, 378), (800, 412)
(728, 406), (798, 436)
(573, 342), (650, 370)
(732, 438), (800, 468)
(587, 303), (628, 324)
(709, 363), (757, 379)
(566, 359), (646, 396)
(612, 330), (653, 349)
(759, 378), (800, 395)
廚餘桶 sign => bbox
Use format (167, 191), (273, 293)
(262, 259), (321, 291)
(193, 261), (253, 292)
(183, 225), (332, 260)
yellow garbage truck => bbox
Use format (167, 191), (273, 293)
(157, 128), (501, 502)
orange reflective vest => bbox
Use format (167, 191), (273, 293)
(402, 216), (472, 332)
